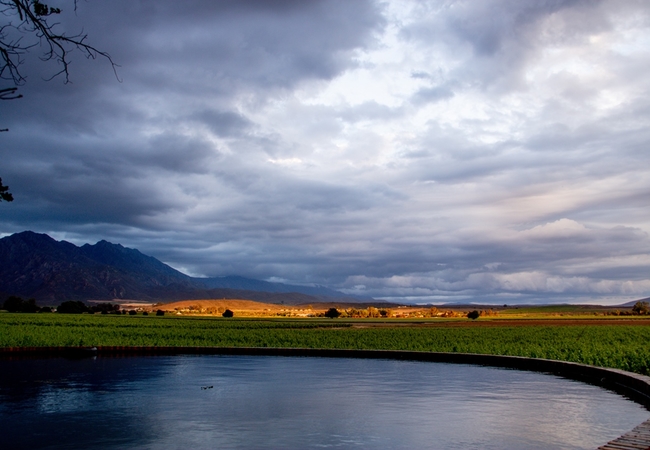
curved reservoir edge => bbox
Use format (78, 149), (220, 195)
(3, 346), (650, 450)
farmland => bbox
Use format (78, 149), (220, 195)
(2, 313), (650, 375)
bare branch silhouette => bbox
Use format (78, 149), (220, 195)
(0, 0), (119, 84)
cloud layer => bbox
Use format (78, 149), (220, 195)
(1, 0), (649, 304)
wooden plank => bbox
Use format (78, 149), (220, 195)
(598, 419), (650, 450)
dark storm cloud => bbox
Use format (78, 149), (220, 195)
(78, 0), (385, 91)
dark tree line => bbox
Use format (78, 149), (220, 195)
(57, 300), (121, 314)
(2, 295), (41, 312)
(1, 296), (122, 313)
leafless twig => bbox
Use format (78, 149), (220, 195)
(0, 0), (119, 85)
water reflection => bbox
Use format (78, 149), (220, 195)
(0, 357), (176, 449)
(0, 355), (647, 449)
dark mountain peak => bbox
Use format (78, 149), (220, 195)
(81, 240), (134, 261)
(7, 230), (57, 246)
(82, 239), (126, 252)
(13, 230), (48, 238)
(80, 240), (190, 281)
(7, 231), (79, 252)
(1, 230), (80, 259)
(95, 239), (122, 248)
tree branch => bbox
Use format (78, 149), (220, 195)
(1, 0), (119, 85)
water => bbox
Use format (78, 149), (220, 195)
(0, 355), (647, 449)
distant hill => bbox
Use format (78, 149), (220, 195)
(0, 231), (368, 305)
(617, 298), (650, 307)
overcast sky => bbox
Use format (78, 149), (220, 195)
(1, 0), (649, 304)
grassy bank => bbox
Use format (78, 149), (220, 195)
(2, 313), (650, 375)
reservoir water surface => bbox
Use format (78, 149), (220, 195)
(1, 355), (647, 449)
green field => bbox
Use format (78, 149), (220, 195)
(497, 304), (624, 316)
(2, 313), (650, 375)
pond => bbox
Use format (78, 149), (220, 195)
(1, 355), (647, 449)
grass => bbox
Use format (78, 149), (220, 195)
(497, 304), (625, 316)
(500, 305), (589, 314)
(2, 313), (650, 374)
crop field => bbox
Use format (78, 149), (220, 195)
(2, 313), (650, 375)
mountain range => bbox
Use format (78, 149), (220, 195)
(0, 231), (369, 305)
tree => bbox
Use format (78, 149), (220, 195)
(2, 295), (38, 312)
(467, 310), (480, 320)
(632, 301), (649, 315)
(367, 306), (380, 318)
(57, 300), (88, 313)
(324, 307), (341, 319)
(89, 302), (120, 314)
(222, 309), (234, 318)
(1, 1), (118, 197)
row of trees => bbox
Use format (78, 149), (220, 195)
(323, 307), (474, 319)
(2, 296), (45, 312)
(2, 296), (123, 313)
(1, 296), (235, 316)
(56, 304), (167, 315)
(322, 306), (466, 319)
(56, 300), (120, 314)
(323, 307), (392, 319)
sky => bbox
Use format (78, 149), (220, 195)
(1, 0), (650, 305)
